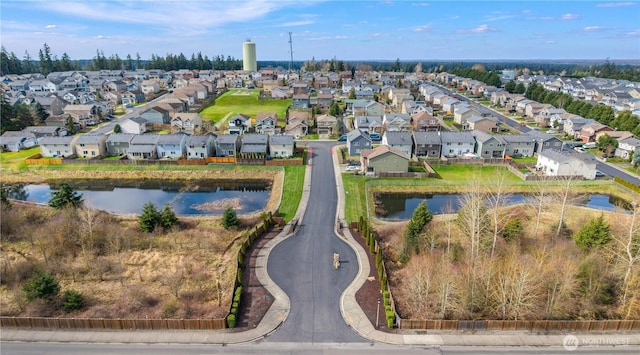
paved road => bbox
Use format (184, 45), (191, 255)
(266, 141), (366, 343)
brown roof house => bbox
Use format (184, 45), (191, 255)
(361, 145), (409, 176)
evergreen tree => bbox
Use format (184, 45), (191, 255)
(48, 183), (83, 209)
(574, 214), (611, 250)
(222, 206), (240, 229)
(139, 202), (161, 233)
(348, 87), (356, 99)
(504, 80), (516, 93)
(400, 200), (433, 262)
(113, 123), (121, 133)
(160, 203), (179, 229)
(514, 82), (526, 94)
(23, 269), (60, 301)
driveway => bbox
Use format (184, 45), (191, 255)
(266, 141), (366, 343)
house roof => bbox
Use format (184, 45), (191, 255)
(316, 114), (337, 123)
(242, 133), (268, 145)
(216, 134), (239, 144)
(186, 134), (214, 145)
(106, 133), (135, 143)
(467, 115), (498, 124)
(620, 136), (640, 147)
(40, 136), (75, 145)
(75, 134), (106, 145)
(384, 131), (413, 145)
(269, 135), (294, 145)
(439, 131), (475, 144)
(157, 134), (187, 144)
(362, 144), (409, 160)
(473, 130), (506, 144)
(130, 134), (160, 145)
(127, 144), (156, 154)
(413, 131), (442, 145)
(347, 128), (371, 142)
(540, 149), (595, 165)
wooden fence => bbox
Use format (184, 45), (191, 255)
(24, 153), (62, 165)
(399, 319), (640, 332)
(0, 317), (227, 330)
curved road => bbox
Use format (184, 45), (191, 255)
(266, 141), (366, 343)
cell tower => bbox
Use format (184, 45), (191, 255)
(288, 32), (294, 72)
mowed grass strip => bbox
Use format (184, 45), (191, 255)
(200, 89), (291, 123)
(0, 147), (40, 171)
(278, 165), (305, 222)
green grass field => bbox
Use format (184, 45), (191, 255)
(0, 147), (40, 172)
(200, 89), (291, 123)
(277, 165), (305, 222)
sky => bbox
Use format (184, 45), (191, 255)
(1, 0), (639, 62)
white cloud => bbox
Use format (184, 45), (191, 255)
(279, 20), (314, 27)
(597, 2), (635, 8)
(449, 15), (460, 20)
(582, 26), (604, 32)
(622, 30), (640, 37)
(413, 25), (432, 32)
(560, 13), (579, 20)
(307, 35), (349, 41)
(45, 25), (58, 29)
(411, 2), (429, 6)
(371, 33), (386, 37)
(469, 24), (498, 33)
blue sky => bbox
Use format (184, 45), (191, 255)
(1, 1), (639, 61)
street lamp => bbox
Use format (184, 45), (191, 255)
(376, 298), (381, 328)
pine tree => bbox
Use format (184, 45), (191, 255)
(400, 200), (433, 262)
(574, 214), (611, 250)
(48, 183), (83, 209)
(160, 203), (179, 229)
(139, 202), (161, 233)
(222, 206), (239, 230)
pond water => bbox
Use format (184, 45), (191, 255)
(6, 180), (271, 216)
(374, 192), (631, 221)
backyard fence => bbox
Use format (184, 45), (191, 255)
(399, 319), (640, 332)
(0, 317), (227, 330)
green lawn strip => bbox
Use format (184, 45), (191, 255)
(343, 174), (368, 223)
(0, 147), (41, 171)
(278, 165), (305, 222)
(200, 89), (291, 122)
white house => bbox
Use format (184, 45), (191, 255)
(39, 136), (78, 158)
(186, 134), (215, 159)
(536, 149), (597, 180)
(156, 134), (187, 158)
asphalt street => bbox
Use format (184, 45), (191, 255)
(266, 142), (366, 343)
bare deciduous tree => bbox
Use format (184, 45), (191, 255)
(487, 167), (513, 257)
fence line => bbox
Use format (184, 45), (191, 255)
(399, 319), (640, 332)
(0, 317), (227, 330)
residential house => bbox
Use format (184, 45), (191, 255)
(21, 126), (67, 140)
(119, 117), (147, 134)
(75, 134), (107, 159)
(383, 113), (411, 132)
(528, 131), (564, 154)
(288, 111), (310, 125)
(240, 134), (269, 157)
(106, 80), (127, 92)
(186, 133), (216, 159)
(410, 111), (440, 132)
(269, 135), (295, 158)
(157, 134), (188, 159)
(292, 94), (310, 109)
(465, 115), (499, 133)
(105, 133), (135, 156)
(316, 114), (338, 136)
(354, 116), (383, 133)
(413, 131), (442, 158)
(473, 131), (506, 159)
(228, 114), (251, 135)
(255, 113), (279, 135)
(346, 129), (372, 156)
(563, 117), (596, 137)
(215, 134), (240, 157)
(121, 90), (145, 106)
(31, 95), (66, 115)
(271, 87), (292, 99)
(439, 131), (476, 158)
(159, 97), (188, 113)
(361, 145), (409, 176)
(536, 150), (597, 180)
(615, 136), (640, 159)
(382, 131), (413, 158)
(453, 105), (474, 125)
(0, 135), (36, 152)
(316, 93), (333, 108)
(63, 104), (97, 126)
(284, 119), (308, 139)
(39, 136), (78, 158)
(139, 106), (171, 125)
(347, 100), (385, 117)
(502, 134), (536, 157)
(579, 122), (613, 143)
(127, 134), (159, 159)
(171, 113), (202, 134)
(140, 79), (160, 95)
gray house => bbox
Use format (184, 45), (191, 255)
(502, 134), (536, 157)
(215, 134), (240, 157)
(240, 134), (269, 157)
(412, 131), (442, 158)
(382, 131), (413, 158)
(128, 134), (160, 159)
(156, 134), (187, 159)
(473, 131), (506, 158)
(186, 133), (216, 159)
(105, 133), (135, 156)
(228, 114), (251, 135)
(346, 129), (372, 156)
(268, 134), (295, 158)
(528, 131), (563, 154)
(139, 106), (170, 125)
(439, 131), (476, 158)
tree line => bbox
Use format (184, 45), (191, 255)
(0, 43), (243, 76)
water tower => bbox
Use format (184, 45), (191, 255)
(243, 39), (257, 71)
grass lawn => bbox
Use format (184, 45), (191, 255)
(278, 165), (305, 222)
(200, 89), (291, 123)
(511, 156), (538, 164)
(0, 147), (40, 172)
(343, 174), (368, 224)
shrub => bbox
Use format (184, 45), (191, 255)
(502, 218), (523, 242)
(386, 311), (395, 328)
(226, 314), (236, 328)
(23, 269), (60, 301)
(161, 297), (180, 318)
(375, 250), (383, 267)
(574, 214), (611, 250)
(237, 269), (243, 285)
(222, 206), (240, 230)
(62, 289), (84, 312)
(48, 183), (83, 209)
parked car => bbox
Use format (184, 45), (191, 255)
(346, 165), (359, 171)
(337, 134), (347, 142)
(574, 147), (586, 153)
(369, 133), (381, 140)
(595, 170), (605, 178)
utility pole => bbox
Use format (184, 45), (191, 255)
(288, 32), (294, 72)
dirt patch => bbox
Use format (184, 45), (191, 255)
(352, 228), (395, 333)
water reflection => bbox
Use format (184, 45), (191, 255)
(375, 192), (631, 221)
(12, 179), (270, 216)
